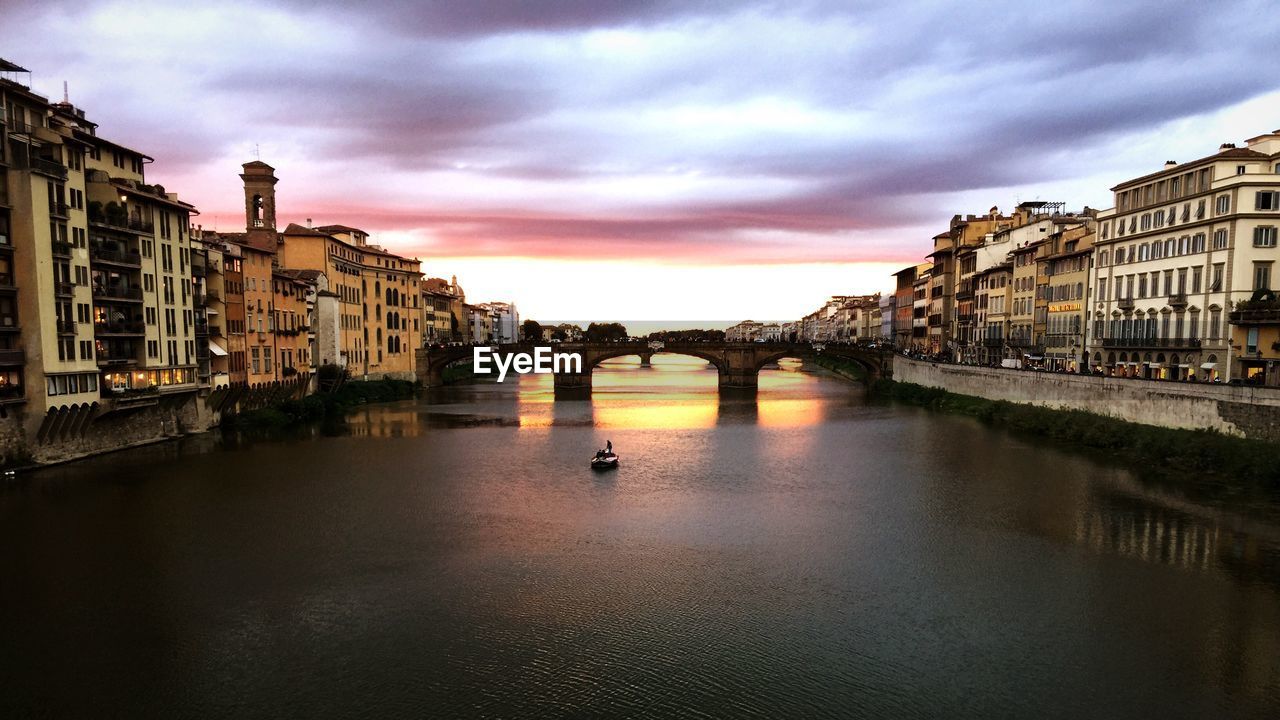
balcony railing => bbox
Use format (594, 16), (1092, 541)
(1116, 296), (1134, 310)
(1168, 292), (1188, 307)
(1100, 337), (1203, 349)
(982, 337), (1004, 348)
(90, 245), (143, 267)
(92, 285), (144, 302)
(88, 210), (154, 235)
(30, 157), (68, 180)
(194, 319), (209, 335)
(0, 383), (24, 402)
(94, 320), (145, 335)
(54, 281), (75, 297)
(51, 240), (73, 257)
(1229, 308), (1280, 325)
(49, 201), (70, 218)
(56, 319), (76, 335)
(96, 349), (139, 365)
(0, 347), (24, 365)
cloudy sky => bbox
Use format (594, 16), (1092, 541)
(5, 0), (1280, 321)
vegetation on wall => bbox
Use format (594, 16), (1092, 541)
(225, 379), (418, 432)
(874, 379), (1280, 489)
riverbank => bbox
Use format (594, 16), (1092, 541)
(874, 377), (1280, 493)
(224, 379), (418, 432)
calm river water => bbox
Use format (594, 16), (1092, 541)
(2, 356), (1279, 718)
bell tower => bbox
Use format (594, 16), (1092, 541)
(240, 160), (279, 251)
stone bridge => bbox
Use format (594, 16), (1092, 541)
(417, 341), (891, 392)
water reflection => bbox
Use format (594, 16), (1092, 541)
(4, 353), (1280, 717)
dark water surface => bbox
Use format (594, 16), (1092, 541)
(3, 357), (1279, 718)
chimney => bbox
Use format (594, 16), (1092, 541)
(306, 218), (312, 228)
(1220, 143), (1237, 150)
(1164, 160), (1177, 168)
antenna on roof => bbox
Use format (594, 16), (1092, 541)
(62, 80), (69, 103)
(253, 143), (260, 160)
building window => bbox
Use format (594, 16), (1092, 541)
(1255, 226), (1278, 248)
(1215, 195), (1230, 215)
(1213, 229), (1228, 250)
(1255, 263), (1272, 292)
(1258, 192), (1280, 211)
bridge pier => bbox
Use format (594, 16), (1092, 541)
(718, 368), (758, 390)
(553, 371), (592, 391)
(639, 352), (652, 367)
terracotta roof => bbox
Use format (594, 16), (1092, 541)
(282, 222), (330, 237)
(314, 224), (366, 235)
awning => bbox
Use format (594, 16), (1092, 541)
(1200, 362), (1217, 370)
(1177, 364), (1190, 368)
(209, 341), (228, 357)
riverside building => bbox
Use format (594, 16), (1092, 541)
(1088, 132), (1280, 382)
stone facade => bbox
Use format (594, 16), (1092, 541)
(893, 355), (1280, 441)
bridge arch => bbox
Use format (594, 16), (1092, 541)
(753, 347), (880, 384)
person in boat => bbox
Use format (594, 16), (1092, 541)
(606, 440), (613, 455)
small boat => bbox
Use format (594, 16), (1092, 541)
(591, 452), (619, 470)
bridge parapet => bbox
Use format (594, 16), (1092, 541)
(417, 341), (890, 391)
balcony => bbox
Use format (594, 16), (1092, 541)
(208, 324), (223, 337)
(194, 319), (209, 335)
(982, 337), (1004, 348)
(92, 285), (144, 303)
(49, 201), (70, 219)
(96, 348), (139, 366)
(94, 320), (145, 336)
(1100, 337), (1203, 349)
(56, 319), (76, 335)
(1117, 297), (1135, 310)
(87, 209), (154, 235)
(956, 313), (975, 325)
(90, 245), (143, 267)
(1230, 309), (1280, 325)
(54, 281), (75, 297)
(1168, 292), (1188, 308)
(51, 240), (73, 257)
(30, 157), (68, 180)
(0, 315), (19, 332)
(0, 274), (15, 293)
(0, 383), (24, 403)
(0, 347), (24, 365)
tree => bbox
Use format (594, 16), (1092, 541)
(584, 322), (629, 342)
(521, 319), (543, 342)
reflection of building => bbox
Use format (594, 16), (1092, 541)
(1088, 132), (1280, 382)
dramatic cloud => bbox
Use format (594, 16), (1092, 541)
(4, 0), (1279, 317)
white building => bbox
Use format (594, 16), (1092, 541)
(1087, 131), (1280, 382)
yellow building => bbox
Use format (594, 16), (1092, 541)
(2, 63), (198, 429)
(1040, 226), (1095, 372)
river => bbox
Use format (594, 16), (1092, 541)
(2, 356), (1278, 718)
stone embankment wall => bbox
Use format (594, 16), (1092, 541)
(892, 356), (1280, 442)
